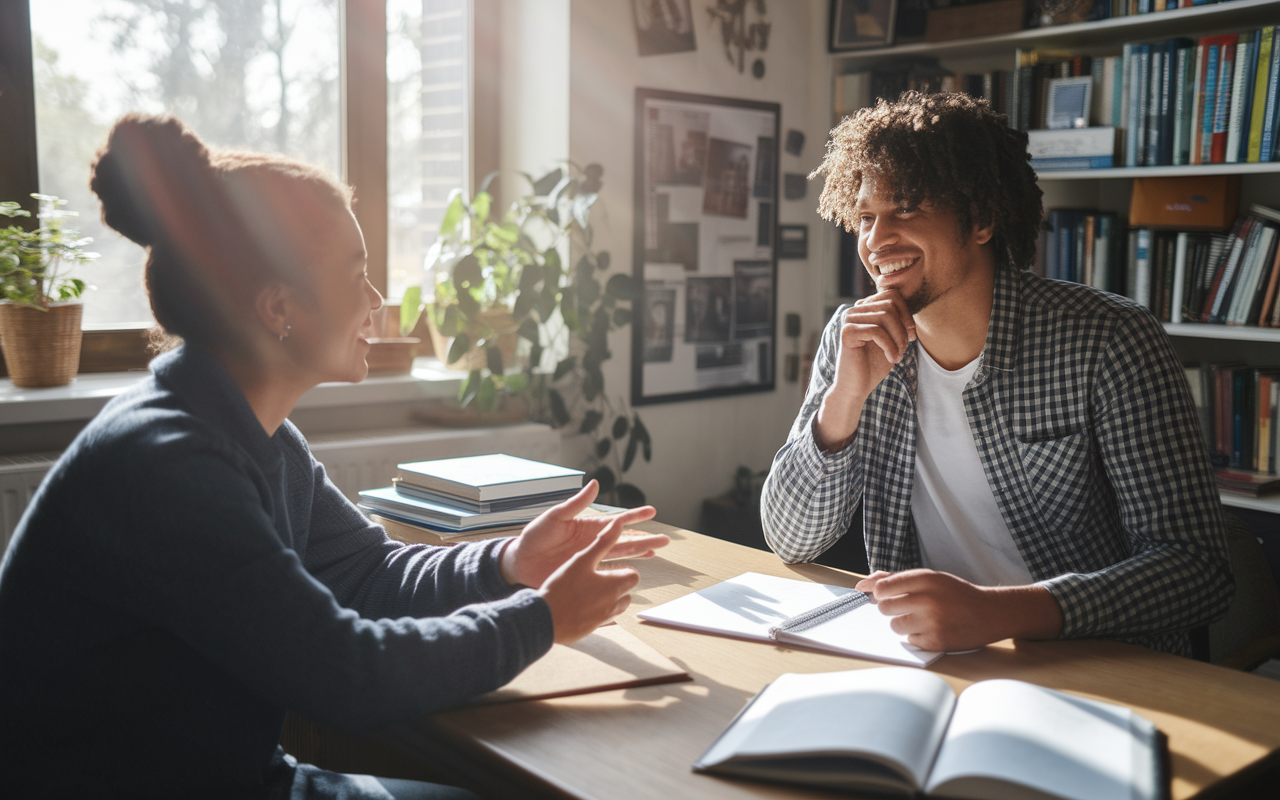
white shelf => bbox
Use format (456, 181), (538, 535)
(1221, 493), (1280, 513)
(833, 0), (1280, 64)
(1162, 322), (1280, 342)
(1038, 162), (1280, 180)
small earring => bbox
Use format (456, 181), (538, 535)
(279, 324), (291, 342)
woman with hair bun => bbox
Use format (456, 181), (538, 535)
(0, 114), (667, 800)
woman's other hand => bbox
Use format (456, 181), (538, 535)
(498, 480), (665, 589)
(538, 515), (647, 644)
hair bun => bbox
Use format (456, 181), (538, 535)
(90, 114), (212, 249)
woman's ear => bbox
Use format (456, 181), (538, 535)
(255, 282), (292, 341)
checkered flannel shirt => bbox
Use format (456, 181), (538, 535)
(761, 266), (1234, 656)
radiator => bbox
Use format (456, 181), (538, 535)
(0, 423), (562, 550)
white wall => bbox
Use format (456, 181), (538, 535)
(498, 0), (833, 530)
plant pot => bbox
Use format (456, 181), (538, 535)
(365, 337), (420, 375)
(0, 301), (83, 388)
(427, 307), (518, 372)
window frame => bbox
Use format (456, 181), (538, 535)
(0, 0), (485, 375)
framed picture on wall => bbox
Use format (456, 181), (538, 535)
(829, 0), (897, 52)
(632, 88), (779, 406)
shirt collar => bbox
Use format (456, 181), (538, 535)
(150, 343), (282, 469)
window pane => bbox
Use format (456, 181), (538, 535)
(387, 0), (470, 303)
(30, 0), (341, 328)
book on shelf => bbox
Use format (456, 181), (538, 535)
(636, 572), (944, 667)
(1215, 468), (1280, 497)
(1011, 25), (1280, 167)
(1185, 362), (1280, 474)
(694, 667), (1166, 800)
(390, 478), (577, 513)
(394, 453), (584, 502)
(1027, 127), (1119, 170)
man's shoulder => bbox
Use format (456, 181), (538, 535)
(1016, 270), (1157, 337)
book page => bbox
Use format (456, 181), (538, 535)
(697, 668), (957, 791)
(637, 572), (854, 642)
(926, 679), (1158, 800)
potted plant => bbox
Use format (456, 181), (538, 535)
(0, 194), (97, 388)
(401, 165), (652, 506)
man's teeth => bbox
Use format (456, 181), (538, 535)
(877, 259), (913, 275)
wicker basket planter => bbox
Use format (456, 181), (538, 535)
(0, 301), (83, 388)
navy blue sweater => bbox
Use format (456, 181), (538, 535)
(0, 344), (554, 798)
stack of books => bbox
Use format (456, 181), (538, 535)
(357, 454), (585, 543)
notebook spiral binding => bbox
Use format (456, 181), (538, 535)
(767, 591), (872, 639)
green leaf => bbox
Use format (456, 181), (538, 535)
(576, 274), (601, 307)
(614, 483), (645, 508)
(529, 343), (544, 370)
(635, 415), (652, 461)
(456, 287), (479, 316)
(543, 247), (562, 276)
(612, 415), (629, 439)
(459, 369), (482, 406)
(623, 429), (640, 472)
(605, 273), (639, 301)
(531, 168), (563, 196)
(513, 288), (537, 320)
(452, 253), (482, 287)
(561, 302), (579, 333)
(439, 189), (465, 236)
(596, 251), (611, 272)
(477, 170), (500, 196)
(583, 366), (604, 402)
(553, 357), (577, 382)
(504, 372), (528, 394)
(486, 343), (504, 376)
(440, 303), (460, 336)
(549, 389), (570, 427)
(447, 333), (471, 366)
(517, 317), (540, 343)
(477, 375), (498, 411)
(596, 438), (612, 459)
(472, 191), (492, 222)
(538, 285), (559, 320)
(518, 262), (543, 291)
(590, 466), (616, 494)
(400, 286), (422, 336)
(612, 307), (632, 327)
(579, 410), (603, 435)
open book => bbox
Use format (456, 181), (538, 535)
(637, 572), (943, 667)
(696, 668), (1165, 800)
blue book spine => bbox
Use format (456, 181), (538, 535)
(1263, 30), (1280, 162)
(1031, 155), (1117, 170)
(1137, 47), (1151, 165)
(1237, 30), (1261, 162)
(1146, 49), (1163, 166)
(1202, 45), (1220, 163)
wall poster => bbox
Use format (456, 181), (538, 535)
(632, 88), (779, 406)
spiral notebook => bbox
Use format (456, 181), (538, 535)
(637, 572), (944, 667)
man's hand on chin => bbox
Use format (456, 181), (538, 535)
(855, 569), (1064, 652)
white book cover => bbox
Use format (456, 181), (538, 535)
(1231, 224), (1276, 324)
(637, 572), (943, 667)
(396, 454), (584, 501)
(1135, 228), (1152, 309)
(1227, 42), (1251, 163)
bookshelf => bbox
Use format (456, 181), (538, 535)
(828, 0), (1280, 518)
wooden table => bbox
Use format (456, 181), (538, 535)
(394, 522), (1280, 799)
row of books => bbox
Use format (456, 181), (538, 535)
(1186, 363), (1280, 492)
(1053, 0), (1239, 23)
(356, 453), (584, 541)
(1016, 25), (1280, 167)
(1036, 204), (1280, 328)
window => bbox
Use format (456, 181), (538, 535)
(5, 0), (477, 348)
(386, 0), (470, 303)
(29, 0), (343, 328)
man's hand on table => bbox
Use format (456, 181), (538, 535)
(855, 569), (1064, 652)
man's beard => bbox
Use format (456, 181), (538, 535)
(904, 275), (935, 315)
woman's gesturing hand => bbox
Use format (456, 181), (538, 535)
(499, 480), (666, 589)
(539, 515), (645, 644)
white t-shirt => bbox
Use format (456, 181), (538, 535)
(911, 344), (1034, 587)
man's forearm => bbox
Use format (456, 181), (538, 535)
(813, 385), (868, 452)
(989, 584), (1064, 641)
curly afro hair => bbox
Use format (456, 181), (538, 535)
(811, 91), (1043, 270)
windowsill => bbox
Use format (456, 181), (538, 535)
(0, 357), (467, 426)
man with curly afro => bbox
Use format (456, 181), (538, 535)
(760, 92), (1232, 658)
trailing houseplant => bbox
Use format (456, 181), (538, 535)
(400, 165), (652, 506)
(0, 194), (97, 387)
